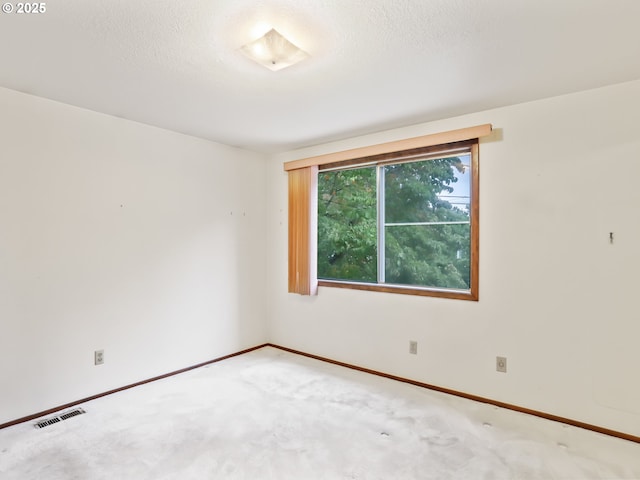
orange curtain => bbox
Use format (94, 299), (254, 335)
(288, 166), (318, 295)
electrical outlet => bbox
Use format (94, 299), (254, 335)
(94, 350), (104, 366)
(496, 356), (507, 373)
(409, 341), (418, 355)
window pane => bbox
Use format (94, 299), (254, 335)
(385, 224), (470, 289)
(384, 155), (470, 223)
(317, 167), (377, 283)
(383, 154), (471, 290)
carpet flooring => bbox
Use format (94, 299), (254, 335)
(1, 347), (639, 479)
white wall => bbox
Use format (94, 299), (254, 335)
(0, 87), (268, 425)
(266, 79), (640, 437)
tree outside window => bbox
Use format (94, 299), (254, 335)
(318, 150), (475, 294)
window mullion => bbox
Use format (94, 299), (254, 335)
(377, 165), (385, 284)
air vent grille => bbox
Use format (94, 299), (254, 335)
(59, 409), (85, 421)
(35, 417), (61, 429)
(34, 408), (86, 429)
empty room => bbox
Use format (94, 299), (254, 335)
(1, 1), (640, 478)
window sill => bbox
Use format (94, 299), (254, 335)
(318, 279), (478, 301)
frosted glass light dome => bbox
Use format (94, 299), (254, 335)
(240, 28), (309, 71)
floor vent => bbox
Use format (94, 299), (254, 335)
(34, 408), (86, 429)
(34, 417), (61, 429)
(59, 408), (86, 421)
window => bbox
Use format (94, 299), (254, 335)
(285, 124), (490, 300)
(317, 142), (478, 300)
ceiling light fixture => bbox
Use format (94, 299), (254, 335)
(240, 28), (309, 71)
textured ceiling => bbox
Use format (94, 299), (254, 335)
(1, 0), (639, 153)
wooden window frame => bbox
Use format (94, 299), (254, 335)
(285, 124), (491, 300)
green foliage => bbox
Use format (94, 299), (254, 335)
(317, 167), (377, 282)
(385, 224), (470, 289)
(317, 156), (471, 289)
(383, 158), (471, 289)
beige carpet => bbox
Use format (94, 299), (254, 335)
(1, 347), (639, 479)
